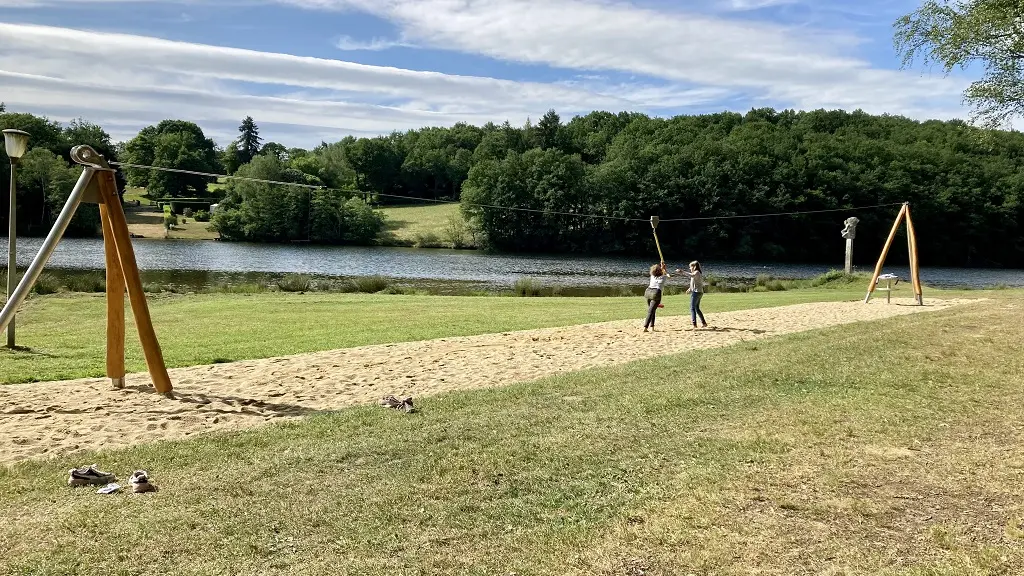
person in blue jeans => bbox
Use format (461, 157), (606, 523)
(675, 260), (708, 328)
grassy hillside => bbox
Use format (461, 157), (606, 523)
(378, 203), (474, 248)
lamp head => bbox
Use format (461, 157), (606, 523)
(3, 129), (30, 160)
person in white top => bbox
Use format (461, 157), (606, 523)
(643, 262), (669, 332)
(674, 260), (708, 328)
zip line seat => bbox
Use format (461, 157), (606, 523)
(875, 273), (900, 303)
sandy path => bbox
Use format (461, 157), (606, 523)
(0, 298), (972, 466)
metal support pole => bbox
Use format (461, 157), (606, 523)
(0, 168), (94, 336)
(6, 160), (17, 348)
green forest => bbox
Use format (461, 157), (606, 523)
(3, 103), (1024, 267)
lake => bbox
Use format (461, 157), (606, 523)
(2, 237), (1023, 289)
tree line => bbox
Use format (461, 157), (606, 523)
(4, 104), (1024, 266)
(0, 104), (120, 237)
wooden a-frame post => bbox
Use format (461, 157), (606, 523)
(74, 146), (173, 395)
(864, 202), (923, 305)
(0, 146), (171, 395)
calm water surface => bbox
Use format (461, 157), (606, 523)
(3, 237), (1023, 289)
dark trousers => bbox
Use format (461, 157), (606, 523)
(691, 291), (706, 326)
(644, 287), (662, 328)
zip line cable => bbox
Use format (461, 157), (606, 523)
(658, 202), (904, 222)
(111, 161), (905, 224)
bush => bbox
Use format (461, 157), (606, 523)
(810, 269), (862, 287)
(209, 283), (268, 294)
(277, 274), (312, 292)
(164, 214), (178, 229)
(32, 273), (63, 295)
(514, 277), (543, 297)
(183, 207), (194, 217)
(342, 197), (386, 244)
(443, 213), (471, 249)
(348, 275), (389, 293)
(379, 286), (427, 295)
(413, 231), (444, 248)
(193, 210), (211, 222)
(66, 272), (106, 293)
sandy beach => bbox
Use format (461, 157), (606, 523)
(0, 297), (973, 466)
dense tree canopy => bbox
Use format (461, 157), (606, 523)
(121, 120), (220, 198)
(895, 0), (1024, 128)
(211, 154), (384, 244)
(465, 109), (1024, 267)
(1, 111), (107, 236)
(4, 106), (1024, 266)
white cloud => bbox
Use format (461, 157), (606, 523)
(282, 0), (969, 119)
(721, 0), (800, 11)
(0, 0), (980, 147)
(0, 21), (684, 147)
(334, 35), (411, 51)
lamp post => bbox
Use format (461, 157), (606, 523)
(3, 129), (30, 348)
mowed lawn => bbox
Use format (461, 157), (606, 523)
(0, 284), (956, 385)
(0, 298), (1021, 574)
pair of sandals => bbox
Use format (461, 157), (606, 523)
(68, 465), (157, 493)
(380, 395), (415, 413)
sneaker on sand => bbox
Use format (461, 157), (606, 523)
(380, 395), (403, 409)
(380, 395), (416, 413)
(401, 396), (415, 413)
(129, 470), (157, 493)
(68, 464), (115, 487)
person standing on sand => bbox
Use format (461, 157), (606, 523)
(643, 262), (669, 332)
(675, 260), (708, 329)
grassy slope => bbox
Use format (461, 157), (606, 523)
(0, 298), (1021, 574)
(122, 187), (219, 240)
(379, 203), (459, 244)
(0, 284), (960, 385)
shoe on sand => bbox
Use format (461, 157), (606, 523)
(129, 470), (157, 493)
(380, 395), (416, 414)
(401, 397), (415, 413)
(68, 464), (115, 487)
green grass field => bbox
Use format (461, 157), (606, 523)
(379, 203), (464, 247)
(0, 284), (925, 385)
(1, 297), (1021, 574)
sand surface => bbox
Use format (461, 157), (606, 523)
(0, 298), (972, 466)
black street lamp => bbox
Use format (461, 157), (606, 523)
(3, 128), (30, 348)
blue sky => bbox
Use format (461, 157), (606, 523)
(0, 0), (974, 148)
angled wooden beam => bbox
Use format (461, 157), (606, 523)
(905, 206), (923, 305)
(99, 200), (126, 388)
(96, 170), (173, 395)
(864, 203), (908, 303)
